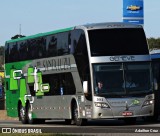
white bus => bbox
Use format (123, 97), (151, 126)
(5, 22), (153, 125)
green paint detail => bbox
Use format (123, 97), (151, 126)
(5, 55), (51, 117)
(6, 87), (19, 117)
(132, 99), (140, 105)
(36, 71), (44, 96)
(27, 66), (34, 84)
(5, 60), (32, 117)
(36, 90), (44, 96)
(35, 71), (50, 96)
(5, 60), (32, 75)
(6, 27), (73, 44)
(19, 77), (27, 106)
(37, 71), (42, 83)
(41, 83), (50, 93)
(32, 112), (37, 119)
(9, 69), (18, 90)
(5, 85), (19, 117)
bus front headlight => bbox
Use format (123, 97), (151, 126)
(94, 102), (110, 108)
(142, 100), (154, 107)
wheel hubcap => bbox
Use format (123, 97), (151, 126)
(74, 106), (79, 122)
(28, 107), (32, 120)
(20, 107), (25, 119)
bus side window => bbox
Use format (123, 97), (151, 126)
(5, 43), (9, 63)
(29, 39), (38, 59)
(37, 37), (46, 58)
(57, 32), (69, 56)
(47, 35), (57, 57)
(9, 44), (14, 62)
(65, 73), (76, 95)
(53, 76), (59, 95)
(13, 43), (19, 62)
(19, 41), (28, 61)
(70, 30), (82, 54)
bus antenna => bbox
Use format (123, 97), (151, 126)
(19, 24), (21, 35)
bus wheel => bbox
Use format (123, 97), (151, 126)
(73, 104), (87, 126)
(123, 117), (136, 125)
(27, 104), (34, 124)
(27, 104), (45, 124)
(19, 104), (28, 124)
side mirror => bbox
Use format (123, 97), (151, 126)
(83, 81), (88, 94)
(154, 78), (158, 91)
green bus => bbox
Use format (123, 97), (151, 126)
(5, 22), (154, 125)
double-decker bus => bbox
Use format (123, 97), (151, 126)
(149, 49), (160, 121)
(5, 22), (154, 125)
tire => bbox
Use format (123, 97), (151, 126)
(19, 104), (28, 124)
(73, 103), (87, 126)
(123, 117), (136, 125)
(27, 104), (45, 124)
(27, 103), (34, 124)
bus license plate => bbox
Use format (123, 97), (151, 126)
(122, 111), (133, 116)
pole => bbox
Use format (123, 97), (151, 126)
(19, 24), (21, 35)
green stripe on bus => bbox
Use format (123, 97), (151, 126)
(6, 27), (74, 44)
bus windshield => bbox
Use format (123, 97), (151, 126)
(93, 62), (152, 97)
(88, 28), (149, 56)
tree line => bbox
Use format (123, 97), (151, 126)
(147, 37), (160, 50)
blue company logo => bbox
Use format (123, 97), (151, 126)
(127, 5), (141, 11)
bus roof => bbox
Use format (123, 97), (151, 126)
(6, 22), (142, 44)
(81, 22), (142, 30)
(6, 27), (74, 44)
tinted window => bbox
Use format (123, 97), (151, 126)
(5, 31), (70, 63)
(19, 41), (28, 61)
(5, 43), (9, 63)
(37, 37), (47, 58)
(47, 35), (57, 57)
(47, 32), (69, 57)
(71, 30), (89, 82)
(93, 62), (152, 97)
(43, 73), (76, 96)
(71, 30), (92, 100)
(8, 42), (19, 62)
(69, 30), (82, 54)
(64, 73), (76, 95)
(88, 28), (149, 56)
(57, 33), (69, 55)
